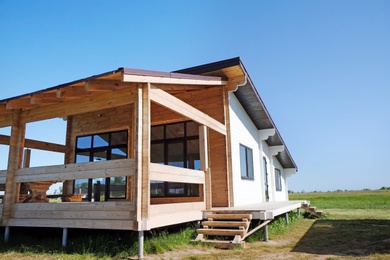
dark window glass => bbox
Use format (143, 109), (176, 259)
(151, 143), (164, 164)
(151, 125), (164, 141)
(166, 123), (184, 139)
(187, 140), (200, 170)
(74, 130), (128, 201)
(275, 168), (282, 191)
(240, 144), (254, 180)
(186, 121), (198, 136)
(167, 142), (184, 168)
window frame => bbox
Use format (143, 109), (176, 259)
(150, 121), (200, 198)
(74, 130), (128, 201)
(240, 144), (254, 180)
(275, 168), (282, 191)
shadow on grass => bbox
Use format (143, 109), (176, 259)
(292, 219), (390, 257)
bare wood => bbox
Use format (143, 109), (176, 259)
(30, 93), (64, 105)
(85, 80), (129, 92)
(15, 158), (135, 183)
(0, 112), (13, 127)
(12, 201), (134, 211)
(149, 85), (226, 135)
(7, 218), (134, 230)
(56, 86), (87, 99)
(141, 83), (151, 220)
(62, 116), (73, 195)
(223, 88), (234, 207)
(0, 134), (66, 153)
(197, 228), (245, 237)
(0, 103), (12, 114)
(242, 220), (271, 240)
(149, 163), (205, 184)
(6, 97), (37, 110)
(2, 110), (25, 226)
(150, 196), (203, 205)
(201, 221), (250, 229)
(123, 74), (226, 86)
(22, 149), (31, 168)
(21, 85), (137, 123)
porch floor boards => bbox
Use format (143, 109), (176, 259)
(204, 200), (306, 220)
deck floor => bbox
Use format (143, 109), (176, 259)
(204, 200), (306, 220)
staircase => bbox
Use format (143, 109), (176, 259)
(195, 211), (252, 248)
(301, 202), (326, 218)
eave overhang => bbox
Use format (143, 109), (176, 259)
(175, 57), (297, 171)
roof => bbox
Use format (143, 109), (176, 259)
(0, 58), (297, 170)
(175, 57), (297, 170)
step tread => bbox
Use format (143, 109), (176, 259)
(207, 213), (252, 220)
(197, 228), (245, 237)
(202, 221), (250, 228)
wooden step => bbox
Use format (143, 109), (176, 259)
(202, 221), (250, 229)
(197, 228), (245, 237)
(207, 213), (252, 221)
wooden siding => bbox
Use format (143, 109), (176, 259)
(8, 201), (135, 230)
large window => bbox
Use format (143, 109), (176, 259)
(240, 144), (254, 179)
(275, 168), (282, 191)
(74, 130), (128, 201)
(151, 121), (200, 197)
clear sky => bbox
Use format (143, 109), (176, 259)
(0, 0), (389, 192)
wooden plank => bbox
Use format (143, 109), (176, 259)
(6, 97), (37, 110)
(11, 201), (134, 211)
(123, 74), (226, 86)
(201, 221), (250, 229)
(21, 85), (137, 123)
(150, 196), (203, 205)
(0, 113), (12, 127)
(56, 86), (88, 99)
(12, 209), (134, 220)
(85, 80), (129, 92)
(149, 85), (226, 135)
(207, 214), (252, 220)
(149, 163), (205, 184)
(197, 228), (245, 237)
(15, 158), (135, 182)
(150, 201), (205, 215)
(147, 209), (203, 230)
(7, 218), (134, 230)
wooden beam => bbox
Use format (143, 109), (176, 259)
(0, 113), (12, 127)
(149, 163), (205, 184)
(134, 84), (143, 229)
(30, 92), (64, 105)
(0, 103), (12, 114)
(223, 88), (234, 207)
(21, 85), (137, 123)
(141, 83), (151, 221)
(149, 85), (226, 135)
(6, 96), (37, 110)
(2, 110), (25, 226)
(0, 134), (66, 153)
(56, 86), (88, 100)
(199, 125), (211, 210)
(85, 80), (129, 92)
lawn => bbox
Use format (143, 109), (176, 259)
(0, 190), (389, 259)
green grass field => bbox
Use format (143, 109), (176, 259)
(0, 190), (389, 259)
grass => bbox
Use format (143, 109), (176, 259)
(0, 190), (389, 259)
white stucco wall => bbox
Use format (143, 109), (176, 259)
(229, 93), (290, 205)
(229, 93), (263, 206)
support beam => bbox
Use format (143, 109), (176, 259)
(149, 85), (226, 135)
(199, 125), (211, 209)
(285, 212), (289, 224)
(2, 110), (25, 226)
(0, 134), (66, 153)
(264, 224), (269, 242)
(269, 145), (285, 156)
(141, 83), (151, 220)
(259, 128), (275, 141)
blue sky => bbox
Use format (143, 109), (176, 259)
(1, 0), (389, 192)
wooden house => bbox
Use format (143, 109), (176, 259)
(0, 57), (300, 257)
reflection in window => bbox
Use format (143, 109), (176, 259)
(74, 130), (128, 201)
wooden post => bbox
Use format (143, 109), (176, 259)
(199, 125), (211, 209)
(62, 228), (68, 247)
(62, 116), (74, 196)
(223, 87), (234, 207)
(141, 83), (151, 220)
(264, 224), (269, 242)
(2, 110), (25, 226)
(138, 231), (144, 259)
(22, 148), (31, 168)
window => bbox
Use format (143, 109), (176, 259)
(240, 144), (254, 179)
(275, 168), (282, 191)
(74, 130), (128, 201)
(150, 121), (200, 197)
